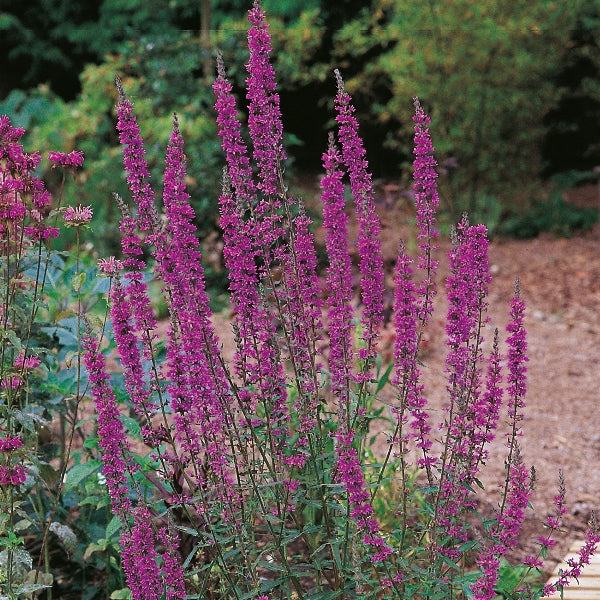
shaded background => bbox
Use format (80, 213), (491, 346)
(0, 0), (599, 270)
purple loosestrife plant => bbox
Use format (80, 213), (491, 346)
(334, 70), (385, 386)
(75, 4), (598, 598)
(412, 97), (440, 323)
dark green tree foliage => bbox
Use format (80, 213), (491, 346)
(542, 0), (600, 181)
(0, 0), (100, 98)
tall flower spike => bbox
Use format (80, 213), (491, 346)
(110, 276), (154, 416)
(412, 97), (439, 323)
(321, 133), (354, 401)
(154, 115), (238, 507)
(393, 243), (435, 468)
(334, 69), (384, 381)
(120, 506), (163, 600)
(213, 52), (256, 207)
(114, 76), (159, 360)
(115, 75), (159, 235)
(506, 278), (528, 438)
(82, 324), (136, 520)
(246, 0), (285, 197)
(214, 57), (290, 461)
(436, 217), (491, 558)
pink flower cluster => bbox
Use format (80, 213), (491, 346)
(0, 464), (26, 486)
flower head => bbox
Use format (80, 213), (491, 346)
(98, 256), (124, 277)
(48, 150), (85, 169)
(63, 204), (93, 227)
(0, 435), (23, 453)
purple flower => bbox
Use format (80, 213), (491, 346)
(246, 0), (285, 197)
(0, 435), (23, 453)
(121, 506), (163, 600)
(48, 150), (84, 169)
(115, 76), (158, 235)
(63, 204), (93, 226)
(334, 70), (384, 380)
(321, 134), (354, 400)
(98, 256), (124, 277)
(471, 446), (531, 600)
(506, 281), (528, 437)
(213, 53), (256, 212)
(109, 276), (154, 416)
(393, 244), (434, 465)
(0, 464), (26, 486)
(335, 431), (392, 563)
(83, 326), (135, 519)
(157, 525), (186, 600)
(412, 97), (439, 322)
(152, 115), (237, 505)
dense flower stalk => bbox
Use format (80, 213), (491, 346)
(469, 329), (503, 469)
(114, 79), (159, 364)
(246, 0), (285, 197)
(334, 70), (384, 379)
(154, 116), (237, 502)
(215, 41), (316, 462)
(158, 524), (187, 600)
(444, 218), (491, 441)
(471, 446), (531, 600)
(82, 327), (135, 519)
(412, 97), (439, 322)
(505, 281), (528, 439)
(321, 134), (354, 401)
(115, 76), (159, 235)
(335, 431), (392, 563)
(110, 276), (154, 416)
(213, 53), (256, 208)
(392, 245), (434, 465)
(120, 506), (163, 600)
(214, 57), (289, 452)
(436, 218), (491, 556)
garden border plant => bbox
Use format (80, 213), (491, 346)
(0, 1), (598, 598)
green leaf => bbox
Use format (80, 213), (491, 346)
(71, 271), (86, 291)
(0, 328), (22, 353)
(375, 363), (393, 393)
(65, 460), (102, 490)
(106, 515), (122, 540)
(121, 415), (141, 436)
(110, 590), (132, 600)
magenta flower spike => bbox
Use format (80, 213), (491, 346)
(506, 280), (528, 437)
(321, 134), (354, 401)
(114, 78), (159, 361)
(334, 70), (384, 380)
(152, 115), (238, 503)
(335, 431), (392, 563)
(213, 53), (256, 208)
(120, 506), (163, 600)
(392, 245), (435, 465)
(115, 76), (159, 235)
(412, 97), (439, 323)
(158, 525), (187, 600)
(110, 276), (154, 417)
(471, 446), (531, 600)
(82, 327), (135, 520)
(246, 0), (285, 198)
(213, 56), (284, 400)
